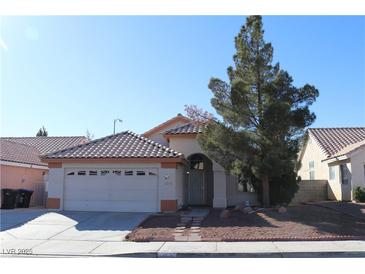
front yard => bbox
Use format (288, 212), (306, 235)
(126, 204), (365, 242)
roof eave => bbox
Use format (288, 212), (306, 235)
(164, 133), (198, 141)
(322, 154), (348, 163)
(41, 156), (186, 164)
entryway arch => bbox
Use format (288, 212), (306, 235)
(185, 153), (214, 206)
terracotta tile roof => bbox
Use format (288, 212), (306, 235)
(309, 127), (365, 158)
(2, 136), (87, 155)
(164, 122), (205, 135)
(0, 139), (46, 166)
(332, 139), (365, 158)
(42, 131), (183, 160)
(143, 114), (191, 137)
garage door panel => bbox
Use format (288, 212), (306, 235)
(109, 179), (157, 189)
(109, 189), (156, 200)
(64, 168), (159, 212)
(64, 200), (157, 212)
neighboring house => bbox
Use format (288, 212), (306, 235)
(42, 114), (257, 212)
(298, 128), (365, 201)
(0, 136), (87, 207)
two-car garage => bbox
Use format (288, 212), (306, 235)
(43, 131), (184, 213)
(63, 168), (159, 212)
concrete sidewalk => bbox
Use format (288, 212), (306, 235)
(1, 240), (365, 257)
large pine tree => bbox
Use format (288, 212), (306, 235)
(199, 16), (319, 206)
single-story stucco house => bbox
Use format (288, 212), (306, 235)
(42, 114), (257, 212)
(0, 136), (87, 207)
(298, 127), (365, 201)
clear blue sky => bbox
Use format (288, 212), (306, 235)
(1, 16), (364, 138)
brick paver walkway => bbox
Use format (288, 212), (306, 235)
(173, 209), (209, 242)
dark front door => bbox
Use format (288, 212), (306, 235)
(187, 169), (206, 205)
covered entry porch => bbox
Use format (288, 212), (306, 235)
(183, 153), (227, 208)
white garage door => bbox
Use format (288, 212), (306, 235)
(64, 168), (159, 212)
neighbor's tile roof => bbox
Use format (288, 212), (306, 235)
(2, 136), (87, 155)
(309, 127), (365, 158)
(164, 122), (205, 135)
(0, 139), (46, 166)
(42, 131), (183, 159)
(332, 139), (365, 158)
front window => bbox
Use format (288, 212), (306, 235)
(238, 177), (255, 193)
(190, 154), (204, 170)
(329, 166), (336, 180)
(340, 164), (350, 184)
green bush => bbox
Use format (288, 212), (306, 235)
(354, 187), (365, 202)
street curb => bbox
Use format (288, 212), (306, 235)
(111, 251), (365, 258)
(2, 251), (365, 258)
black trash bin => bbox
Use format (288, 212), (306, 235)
(1, 189), (17, 209)
(16, 189), (34, 208)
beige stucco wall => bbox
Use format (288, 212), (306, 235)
(175, 164), (185, 207)
(297, 135), (353, 201)
(350, 148), (365, 198)
(0, 164), (47, 207)
(147, 121), (187, 146)
(327, 163), (342, 200)
(298, 135), (329, 180)
(169, 136), (258, 207)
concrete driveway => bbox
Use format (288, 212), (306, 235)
(0, 208), (149, 256)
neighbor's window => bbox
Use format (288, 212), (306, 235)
(149, 171), (157, 176)
(100, 170), (110, 176)
(89, 170), (97, 176)
(238, 177), (255, 193)
(309, 160), (315, 180)
(136, 171), (146, 176)
(113, 170), (122, 176)
(329, 166), (336, 180)
(66, 171), (75, 176)
(340, 164), (350, 185)
(124, 170), (133, 176)
(77, 171), (86, 176)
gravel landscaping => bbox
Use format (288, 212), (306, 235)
(126, 204), (365, 242)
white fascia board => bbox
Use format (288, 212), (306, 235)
(322, 155), (348, 164)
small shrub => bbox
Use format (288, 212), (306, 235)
(354, 187), (365, 202)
